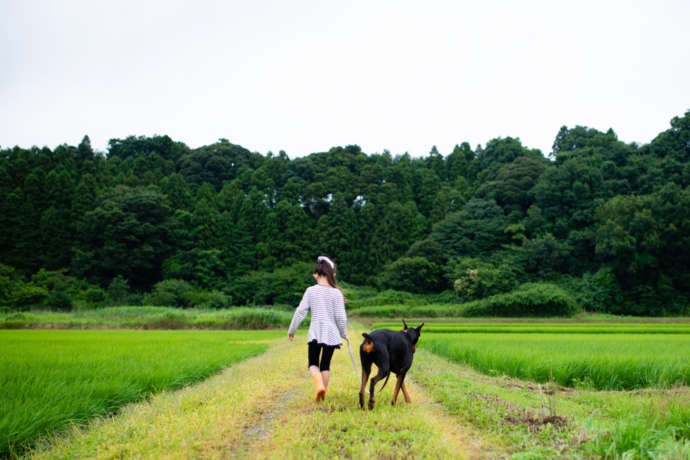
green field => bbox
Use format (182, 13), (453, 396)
(20, 321), (690, 460)
(412, 347), (690, 459)
(4, 318), (690, 459)
(372, 321), (690, 334)
(370, 322), (690, 391)
(422, 333), (689, 390)
(0, 329), (282, 457)
(0, 306), (294, 330)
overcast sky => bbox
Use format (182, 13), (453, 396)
(2, 0), (689, 158)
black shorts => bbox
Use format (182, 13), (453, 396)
(308, 340), (339, 371)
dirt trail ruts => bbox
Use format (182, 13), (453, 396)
(245, 323), (496, 459)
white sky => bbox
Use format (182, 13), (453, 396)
(1, 0), (689, 158)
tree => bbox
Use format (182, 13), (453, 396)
(160, 173), (192, 211)
(529, 156), (606, 272)
(446, 142), (478, 182)
(595, 184), (690, 313)
(646, 110), (690, 163)
(406, 239), (446, 266)
(76, 135), (94, 164)
(72, 173), (98, 218)
(380, 257), (444, 293)
(369, 201), (426, 267)
(505, 233), (573, 278)
(4, 112), (690, 297)
(39, 207), (73, 268)
(425, 145), (446, 180)
(431, 198), (508, 257)
(73, 185), (175, 289)
(177, 139), (256, 189)
(448, 258), (517, 301)
(412, 168), (441, 218)
(477, 137), (544, 171)
(315, 195), (358, 279)
(475, 156), (547, 215)
(108, 135), (188, 163)
(274, 199), (314, 265)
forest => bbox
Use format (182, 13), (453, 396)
(1, 111), (689, 316)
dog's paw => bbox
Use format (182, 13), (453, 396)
(359, 393), (365, 409)
(368, 398), (375, 410)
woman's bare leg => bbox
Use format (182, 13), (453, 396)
(310, 365), (325, 400)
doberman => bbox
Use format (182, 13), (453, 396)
(359, 320), (424, 409)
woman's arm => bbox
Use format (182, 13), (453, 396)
(288, 289), (310, 338)
(334, 290), (348, 340)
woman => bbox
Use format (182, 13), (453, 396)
(288, 256), (348, 401)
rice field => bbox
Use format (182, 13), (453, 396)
(368, 322), (690, 391)
(371, 321), (690, 334)
(0, 306), (294, 330)
(3, 317), (690, 459)
(0, 329), (282, 457)
(21, 320), (690, 460)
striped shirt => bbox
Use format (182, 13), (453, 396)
(288, 284), (348, 346)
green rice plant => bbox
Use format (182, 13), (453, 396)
(371, 322), (690, 334)
(0, 306), (295, 330)
(412, 346), (690, 459)
(421, 332), (690, 390)
(585, 407), (690, 460)
(0, 329), (282, 457)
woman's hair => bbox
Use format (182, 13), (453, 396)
(314, 257), (337, 289)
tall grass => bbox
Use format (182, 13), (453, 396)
(371, 322), (690, 334)
(350, 303), (468, 317)
(0, 329), (282, 457)
(348, 283), (580, 317)
(421, 332), (690, 390)
(0, 306), (294, 330)
(585, 402), (690, 459)
(413, 344), (690, 460)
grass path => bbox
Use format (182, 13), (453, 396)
(25, 323), (690, 459)
(30, 323), (494, 459)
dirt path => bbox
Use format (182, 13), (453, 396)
(31, 323), (495, 459)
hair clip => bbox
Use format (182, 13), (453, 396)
(317, 256), (335, 270)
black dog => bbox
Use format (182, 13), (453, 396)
(359, 320), (423, 409)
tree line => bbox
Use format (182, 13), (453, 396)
(1, 111), (689, 315)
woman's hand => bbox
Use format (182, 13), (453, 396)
(288, 334), (294, 341)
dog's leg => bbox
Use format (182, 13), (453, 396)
(359, 356), (372, 409)
(391, 374), (403, 406)
(400, 379), (412, 403)
(368, 365), (389, 410)
(359, 369), (370, 409)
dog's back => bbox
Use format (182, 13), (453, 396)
(359, 321), (424, 409)
(363, 329), (414, 374)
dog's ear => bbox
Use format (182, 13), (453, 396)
(416, 323), (424, 333)
(402, 319), (408, 330)
(362, 332), (375, 352)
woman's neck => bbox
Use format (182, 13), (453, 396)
(314, 275), (330, 286)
